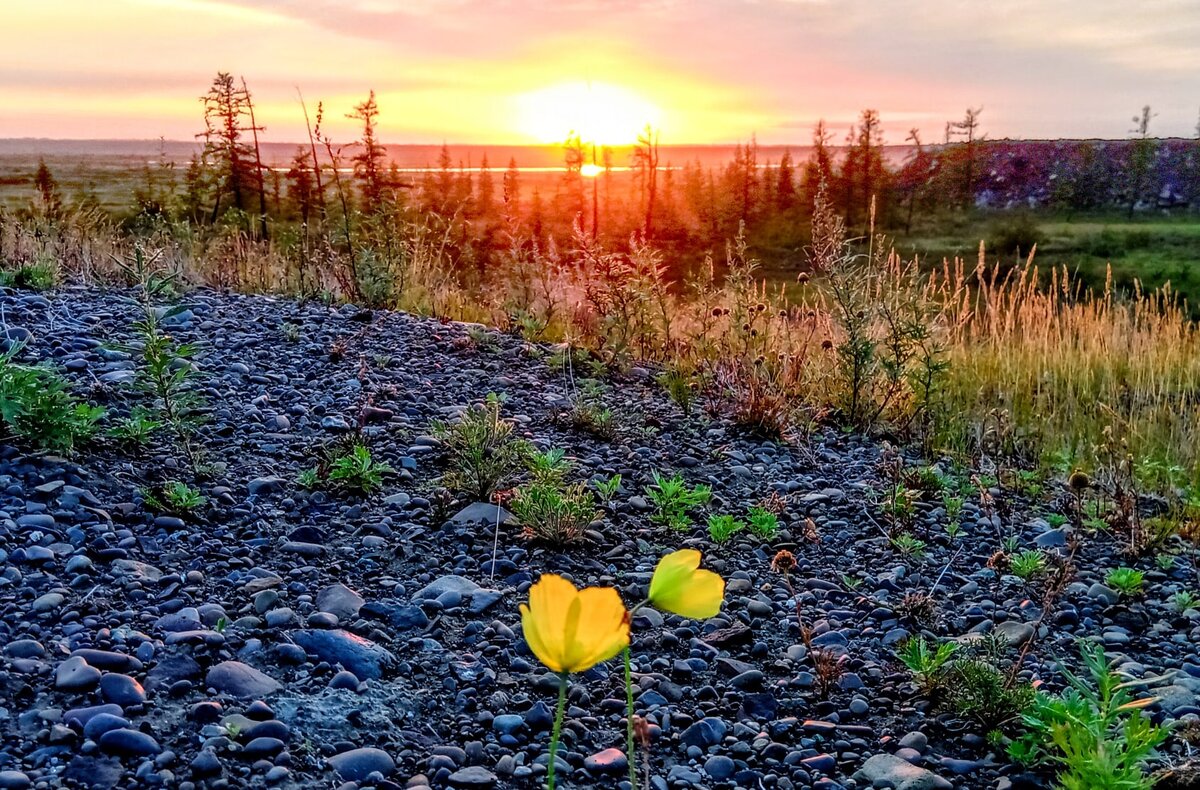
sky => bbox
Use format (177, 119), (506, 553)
(3, 0), (1200, 145)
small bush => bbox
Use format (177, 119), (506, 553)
(746, 506), (779, 539)
(0, 346), (104, 453)
(142, 480), (205, 516)
(1010, 549), (1048, 580)
(897, 636), (958, 695)
(1008, 642), (1167, 790)
(946, 658), (1035, 730)
(433, 393), (531, 501)
(108, 408), (163, 447)
(645, 472), (711, 531)
(511, 481), (597, 544)
(707, 513), (745, 543)
(1106, 567), (1145, 597)
(0, 261), (57, 291)
(988, 212), (1042, 257)
(328, 443), (392, 494)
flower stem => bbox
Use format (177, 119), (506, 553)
(547, 672), (568, 790)
(624, 645), (636, 789)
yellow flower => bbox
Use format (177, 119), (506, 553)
(648, 549), (725, 619)
(520, 574), (630, 674)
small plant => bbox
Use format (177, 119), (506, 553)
(296, 468), (319, 490)
(0, 261), (57, 291)
(946, 657), (1035, 730)
(143, 480), (205, 516)
(841, 574), (863, 591)
(1046, 513), (1068, 529)
(896, 590), (938, 626)
(466, 325), (498, 352)
(0, 346), (105, 453)
(645, 472), (711, 531)
(372, 353), (392, 369)
(945, 521), (963, 541)
(746, 506), (779, 540)
(1002, 535), (1020, 554)
(706, 513), (745, 543)
(1011, 549), (1048, 581)
(1106, 567), (1145, 597)
(891, 532), (927, 558)
(1172, 590), (1200, 612)
(328, 443), (392, 494)
(432, 393), (531, 501)
(510, 481), (597, 544)
(108, 408), (163, 447)
(280, 322), (301, 343)
(657, 366), (696, 416)
(1008, 642), (1168, 790)
(897, 636), (959, 695)
(593, 474), (622, 504)
(568, 380), (617, 439)
(882, 484), (916, 525)
(528, 448), (571, 484)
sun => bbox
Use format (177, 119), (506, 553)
(515, 81), (661, 146)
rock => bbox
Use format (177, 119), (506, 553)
(0, 772), (31, 790)
(584, 748), (627, 773)
(449, 502), (514, 525)
(1088, 583), (1120, 606)
(99, 673), (147, 706)
(853, 753), (953, 790)
(56, 656), (101, 691)
(448, 766), (499, 787)
(994, 621), (1035, 646)
(680, 717), (727, 748)
(317, 583), (364, 620)
(290, 629), (396, 680)
(413, 575), (481, 601)
(248, 476), (287, 495)
(98, 728), (162, 757)
(704, 755), (737, 780)
(327, 748), (395, 781)
(206, 661), (281, 698)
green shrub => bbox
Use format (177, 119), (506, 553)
(1106, 567), (1145, 597)
(645, 472), (711, 531)
(746, 506), (779, 539)
(0, 261), (57, 291)
(328, 443), (392, 494)
(897, 636), (959, 695)
(0, 346), (104, 453)
(1008, 642), (1168, 790)
(988, 212), (1042, 257)
(142, 480), (205, 515)
(108, 408), (163, 446)
(1011, 549), (1048, 581)
(433, 393), (531, 500)
(707, 513), (745, 543)
(528, 448), (571, 484)
(593, 474), (622, 503)
(946, 658), (1035, 730)
(511, 481), (597, 544)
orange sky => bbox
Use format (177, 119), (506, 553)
(3, 0), (1200, 145)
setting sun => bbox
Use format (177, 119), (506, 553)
(515, 81), (660, 146)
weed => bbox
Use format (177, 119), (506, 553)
(657, 366), (697, 416)
(891, 532), (927, 558)
(567, 379), (617, 439)
(0, 346), (104, 453)
(593, 474), (622, 504)
(946, 657), (1035, 730)
(296, 468), (319, 489)
(1172, 590), (1200, 612)
(1106, 567), (1145, 597)
(328, 443), (392, 494)
(645, 472), (711, 531)
(746, 506), (779, 540)
(1010, 549), (1048, 581)
(142, 480), (205, 516)
(1008, 642), (1168, 790)
(706, 513), (745, 543)
(511, 481), (597, 544)
(432, 393), (531, 501)
(528, 448), (571, 484)
(108, 407), (162, 447)
(0, 260), (57, 291)
(280, 322), (301, 343)
(897, 636), (959, 695)
(1155, 553), (1177, 571)
(896, 590), (938, 626)
(1045, 513), (1068, 529)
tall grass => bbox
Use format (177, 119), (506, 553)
(5, 201), (1200, 489)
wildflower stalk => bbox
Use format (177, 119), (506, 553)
(547, 672), (568, 790)
(623, 598), (650, 789)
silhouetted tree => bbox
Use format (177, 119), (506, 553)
(199, 72), (259, 228)
(349, 91), (388, 216)
(776, 148), (796, 210)
(802, 120), (834, 212)
(286, 146), (318, 224)
(33, 158), (61, 215)
(635, 125), (660, 238)
(948, 106), (984, 208)
(1126, 105), (1157, 218)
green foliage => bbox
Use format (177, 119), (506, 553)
(528, 448), (570, 484)
(432, 393), (531, 501)
(746, 506), (779, 539)
(143, 480), (205, 516)
(946, 657), (1035, 730)
(657, 366), (696, 416)
(328, 443), (392, 494)
(108, 407), (163, 446)
(645, 471), (711, 531)
(510, 480), (597, 544)
(890, 532), (926, 558)
(1011, 549), (1048, 581)
(593, 474), (622, 504)
(897, 636), (959, 695)
(568, 379), (617, 439)
(1106, 567), (1145, 597)
(0, 260), (57, 291)
(706, 513), (745, 543)
(295, 467), (319, 490)
(988, 212), (1042, 256)
(1046, 513), (1068, 528)
(1008, 642), (1168, 790)
(1172, 590), (1200, 612)
(280, 322), (301, 343)
(0, 345), (104, 453)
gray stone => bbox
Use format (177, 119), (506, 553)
(327, 748), (395, 781)
(290, 629), (396, 680)
(206, 661), (281, 698)
(317, 583), (364, 620)
(853, 753), (953, 790)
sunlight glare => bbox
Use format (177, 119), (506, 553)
(516, 81), (660, 145)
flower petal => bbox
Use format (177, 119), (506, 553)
(649, 549), (725, 620)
